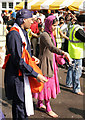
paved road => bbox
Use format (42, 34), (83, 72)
(0, 67), (85, 119)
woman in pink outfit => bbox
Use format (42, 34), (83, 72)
(33, 15), (68, 118)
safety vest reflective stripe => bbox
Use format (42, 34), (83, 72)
(71, 26), (82, 43)
(69, 25), (83, 43)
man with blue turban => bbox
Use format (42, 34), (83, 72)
(4, 9), (48, 119)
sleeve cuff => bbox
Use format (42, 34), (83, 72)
(31, 70), (38, 78)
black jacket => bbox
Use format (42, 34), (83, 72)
(4, 27), (38, 101)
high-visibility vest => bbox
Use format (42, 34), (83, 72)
(55, 26), (62, 48)
(26, 29), (32, 44)
(27, 29), (32, 39)
(68, 24), (85, 59)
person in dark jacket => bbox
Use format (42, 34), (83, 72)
(4, 9), (48, 120)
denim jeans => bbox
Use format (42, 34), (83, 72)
(66, 59), (82, 93)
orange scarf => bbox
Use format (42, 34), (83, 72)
(2, 27), (44, 93)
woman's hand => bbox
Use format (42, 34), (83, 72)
(62, 51), (73, 64)
(32, 56), (40, 64)
(37, 74), (48, 83)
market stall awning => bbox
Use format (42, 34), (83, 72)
(14, 0), (73, 10)
(68, 0), (85, 11)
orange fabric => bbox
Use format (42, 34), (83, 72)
(3, 27), (44, 93)
(10, 27), (19, 32)
(20, 42), (44, 93)
(2, 54), (11, 69)
(5, 10), (8, 13)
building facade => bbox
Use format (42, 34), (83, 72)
(0, 0), (22, 14)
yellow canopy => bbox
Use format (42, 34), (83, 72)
(14, 0), (72, 10)
(15, 1), (24, 10)
(14, 0), (85, 11)
(68, 0), (85, 11)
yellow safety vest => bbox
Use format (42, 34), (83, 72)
(68, 24), (85, 59)
(26, 29), (32, 40)
(55, 27), (62, 48)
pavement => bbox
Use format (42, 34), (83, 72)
(0, 66), (85, 120)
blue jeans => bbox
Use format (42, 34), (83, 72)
(66, 59), (82, 93)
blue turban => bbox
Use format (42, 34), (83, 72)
(11, 12), (16, 19)
(16, 9), (32, 25)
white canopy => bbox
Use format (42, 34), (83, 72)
(14, 0), (85, 11)
(14, 0), (73, 10)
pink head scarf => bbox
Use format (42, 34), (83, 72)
(45, 15), (56, 46)
(45, 15), (56, 34)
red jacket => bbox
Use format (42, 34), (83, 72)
(30, 21), (39, 34)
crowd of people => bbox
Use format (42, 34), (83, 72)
(1, 9), (85, 56)
(0, 8), (85, 119)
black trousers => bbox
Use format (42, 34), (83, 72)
(12, 87), (28, 120)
